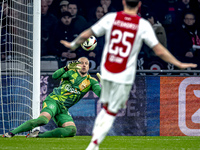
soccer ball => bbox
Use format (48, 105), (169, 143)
(81, 36), (97, 51)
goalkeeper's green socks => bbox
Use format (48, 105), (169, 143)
(10, 116), (49, 135)
(37, 125), (77, 138)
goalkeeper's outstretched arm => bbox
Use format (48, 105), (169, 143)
(60, 28), (95, 50)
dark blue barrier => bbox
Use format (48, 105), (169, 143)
(146, 77), (160, 136)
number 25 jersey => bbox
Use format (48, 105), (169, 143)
(91, 11), (159, 84)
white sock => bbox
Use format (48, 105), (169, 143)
(86, 109), (106, 150)
(92, 108), (106, 134)
(91, 112), (116, 145)
(85, 142), (99, 150)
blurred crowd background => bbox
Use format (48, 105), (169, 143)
(1, 0), (200, 71)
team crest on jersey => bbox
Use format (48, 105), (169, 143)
(79, 79), (91, 91)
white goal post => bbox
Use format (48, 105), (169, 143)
(0, 0), (40, 135)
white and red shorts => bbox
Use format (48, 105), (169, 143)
(100, 79), (132, 114)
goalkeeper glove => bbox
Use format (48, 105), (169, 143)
(64, 60), (81, 71)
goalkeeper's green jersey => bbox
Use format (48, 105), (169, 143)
(49, 67), (101, 109)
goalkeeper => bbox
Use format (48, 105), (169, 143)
(3, 57), (101, 138)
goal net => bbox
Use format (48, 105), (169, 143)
(0, 0), (40, 135)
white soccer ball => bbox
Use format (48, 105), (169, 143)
(81, 36), (97, 51)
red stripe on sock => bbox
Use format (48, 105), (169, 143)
(103, 105), (107, 111)
(93, 139), (98, 145)
(103, 105), (117, 116)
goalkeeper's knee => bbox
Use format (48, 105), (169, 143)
(29, 116), (49, 128)
(60, 126), (77, 137)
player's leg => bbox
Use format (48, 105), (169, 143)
(12, 113), (50, 134)
(3, 97), (57, 138)
(37, 122), (76, 138)
(3, 114), (50, 138)
(86, 104), (116, 150)
(3, 113), (50, 138)
(91, 80), (112, 137)
(86, 80), (132, 150)
(86, 80), (113, 150)
(91, 104), (107, 134)
(37, 110), (77, 138)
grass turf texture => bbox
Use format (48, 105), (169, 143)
(0, 136), (200, 150)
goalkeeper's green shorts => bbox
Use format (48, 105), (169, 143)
(41, 96), (74, 127)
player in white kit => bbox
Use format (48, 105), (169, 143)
(61, 0), (197, 149)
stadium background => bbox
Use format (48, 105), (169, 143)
(1, 0), (200, 137)
(40, 75), (200, 136)
(39, 0), (200, 137)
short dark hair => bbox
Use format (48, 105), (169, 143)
(125, 0), (140, 8)
(60, 11), (72, 18)
(184, 11), (196, 19)
(68, 1), (78, 8)
(183, 11), (196, 20)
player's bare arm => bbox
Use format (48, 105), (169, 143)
(153, 43), (197, 69)
(60, 28), (94, 50)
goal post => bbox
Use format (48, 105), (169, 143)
(32, 0), (41, 127)
(0, 0), (41, 135)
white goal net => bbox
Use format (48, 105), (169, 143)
(0, 0), (40, 135)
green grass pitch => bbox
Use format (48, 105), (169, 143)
(0, 136), (200, 150)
